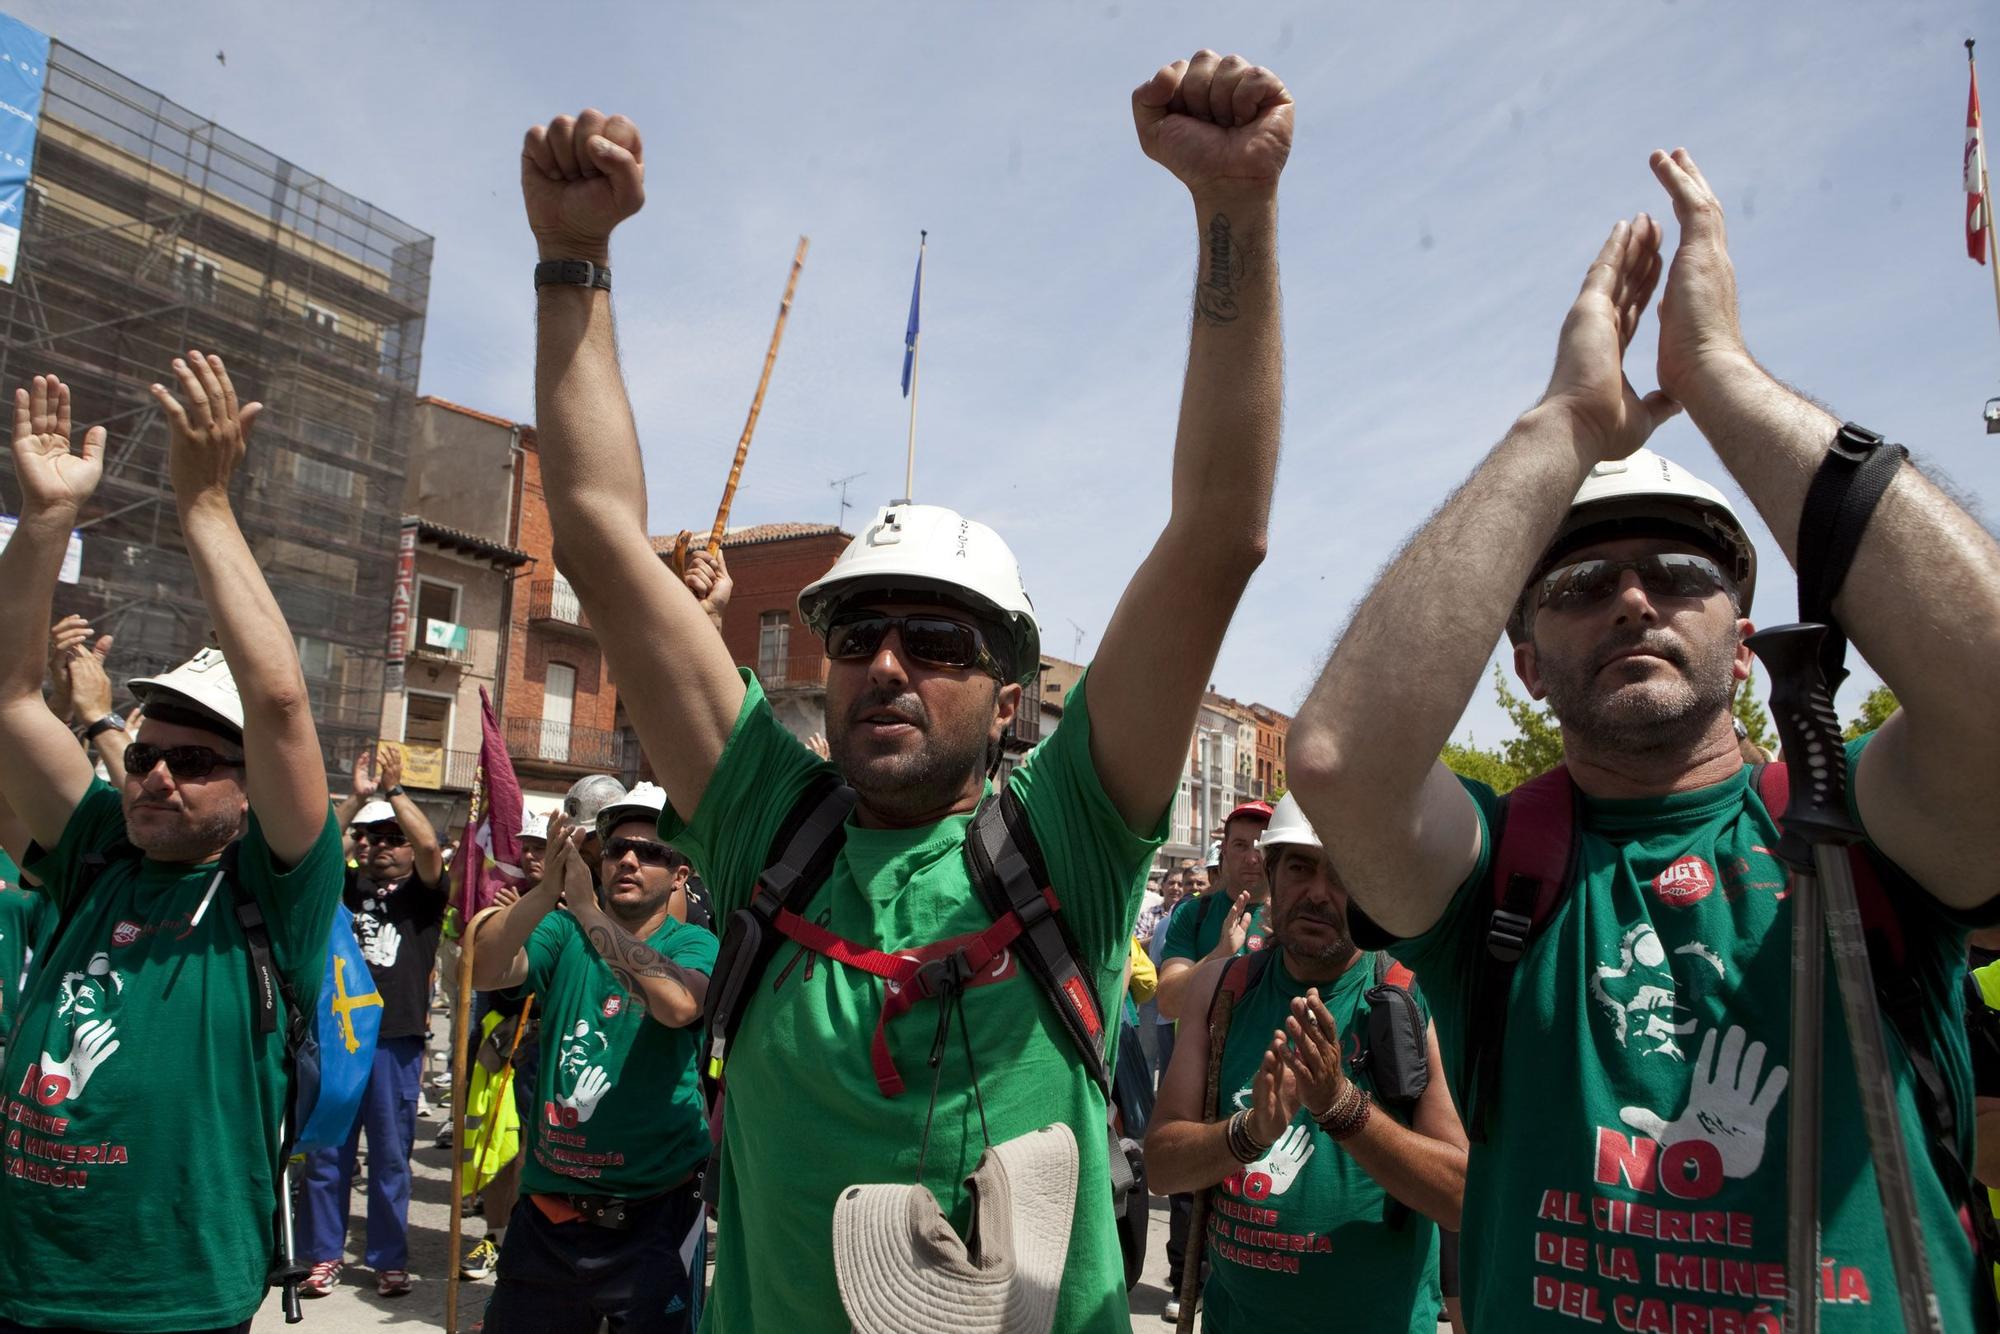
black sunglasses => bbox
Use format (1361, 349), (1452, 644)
(353, 827), (408, 847)
(603, 836), (674, 868)
(1535, 553), (1734, 618)
(123, 743), (245, 780)
(824, 613), (1004, 679)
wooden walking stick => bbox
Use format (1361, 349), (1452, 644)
(446, 907), (499, 1334)
(671, 236), (810, 574)
(1177, 986), (1238, 1334)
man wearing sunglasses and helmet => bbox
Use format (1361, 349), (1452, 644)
(298, 744), (447, 1298)
(522, 45), (1292, 1332)
(1288, 150), (2000, 1331)
(469, 783), (717, 1333)
(0, 355), (346, 1332)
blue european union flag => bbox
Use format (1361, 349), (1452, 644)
(901, 239), (924, 397)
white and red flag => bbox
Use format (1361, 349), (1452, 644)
(1969, 56), (1990, 263)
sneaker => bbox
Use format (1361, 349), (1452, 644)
(1161, 1297), (1181, 1323)
(377, 1269), (413, 1297)
(460, 1236), (500, 1280)
(434, 1123), (454, 1150)
(300, 1260), (342, 1297)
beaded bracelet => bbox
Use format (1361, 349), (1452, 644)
(1315, 1082), (1373, 1142)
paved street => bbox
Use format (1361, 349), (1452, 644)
(253, 1126), (1184, 1333)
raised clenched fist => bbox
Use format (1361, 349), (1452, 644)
(1132, 52), (1293, 201)
(521, 109), (646, 262)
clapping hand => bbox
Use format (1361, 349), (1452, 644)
(1282, 989), (1351, 1119)
(11, 375), (105, 516)
(1243, 1029), (1303, 1145)
(1649, 148), (1750, 406)
(151, 351), (262, 504)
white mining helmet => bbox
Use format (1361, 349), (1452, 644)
(797, 503), (1041, 686)
(1257, 793), (1324, 857)
(129, 647), (246, 735)
(1508, 448), (1757, 643)
(596, 781), (669, 841)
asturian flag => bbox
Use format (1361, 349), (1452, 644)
(1969, 59), (1990, 264)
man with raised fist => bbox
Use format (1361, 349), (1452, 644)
(519, 49), (1292, 1332)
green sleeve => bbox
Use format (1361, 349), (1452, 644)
(1006, 668), (1164, 971)
(21, 779), (130, 916)
(1159, 895), (1198, 964)
(523, 911), (575, 996)
(657, 671), (834, 921)
(236, 804), (347, 1007)
(1383, 774), (1502, 983)
(660, 918), (720, 974)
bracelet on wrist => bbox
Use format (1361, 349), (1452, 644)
(1226, 1110), (1272, 1164)
(1315, 1082), (1373, 1142)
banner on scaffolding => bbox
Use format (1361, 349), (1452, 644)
(0, 16), (50, 285)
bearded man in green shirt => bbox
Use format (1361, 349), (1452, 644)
(0, 354), (345, 1332)
(1148, 793), (1466, 1332)
(1289, 149), (2000, 1331)
(519, 47), (1293, 1333)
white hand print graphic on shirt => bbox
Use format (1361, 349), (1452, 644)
(554, 1018), (615, 1122)
(360, 920), (402, 968)
(1619, 1025), (1788, 1180)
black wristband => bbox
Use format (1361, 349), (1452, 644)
(534, 259), (610, 292)
(82, 714), (127, 741)
(384, 784), (407, 799)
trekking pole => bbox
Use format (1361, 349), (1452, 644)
(278, 1152), (304, 1323)
(1177, 987), (1236, 1334)
(1749, 624), (1942, 1334)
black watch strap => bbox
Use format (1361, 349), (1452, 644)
(384, 784), (407, 799)
(534, 259), (611, 292)
(82, 714), (127, 741)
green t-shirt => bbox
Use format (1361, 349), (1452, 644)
(0, 778), (343, 1331)
(1160, 889), (1273, 970)
(519, 908), (718, 1197)
(1202, 951), (1441, 1334)
(0, 872), (52, 1033)
(662, 670), (1160, 1334)
(1393, 738), (1989, 1331)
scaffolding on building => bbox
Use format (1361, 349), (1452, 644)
(0, 40), (433, 767)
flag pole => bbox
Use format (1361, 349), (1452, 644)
(903, 230), (926, 502)
(1977, 41), (2000, 347)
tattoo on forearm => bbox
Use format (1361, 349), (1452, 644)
(1195, 213), (1244, 327)
(585, 922), (686, 995)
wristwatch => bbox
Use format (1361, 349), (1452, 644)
(534, 259), (611, 292)
(81, 714), (127, 742)
(384, 784), (407, 799)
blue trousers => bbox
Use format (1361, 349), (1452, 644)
(299, 1034), (425, 1269)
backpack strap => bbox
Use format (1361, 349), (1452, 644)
(1463, 767), (1581, 1143)
(1206, 950), (1271, 1028)
(702, 773), (855, 1101)
(60, 839), (143, 944)
(219, 845), (306, 1050)
(965, 786), (1112, 1102)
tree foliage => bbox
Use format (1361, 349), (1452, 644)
(1439, 668), (1564, 795)
(1733, 665), (1775, 755)
(1843, 684), (1899, 741)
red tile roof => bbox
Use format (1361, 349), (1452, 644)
(648, 522), (849, 554)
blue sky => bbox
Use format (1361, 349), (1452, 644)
(16, 2), (1998, 748)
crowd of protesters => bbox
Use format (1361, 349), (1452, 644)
(0, 43), (1995, 1334)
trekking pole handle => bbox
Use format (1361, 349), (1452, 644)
(1747, 624), (1861, 846)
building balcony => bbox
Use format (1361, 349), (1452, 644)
(396, 746), (479, 792)
(527, 579), (591, 635)
(755, 651), (828, 692)
(408, 641), (474, 670)
(504, 717), (624, 771)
